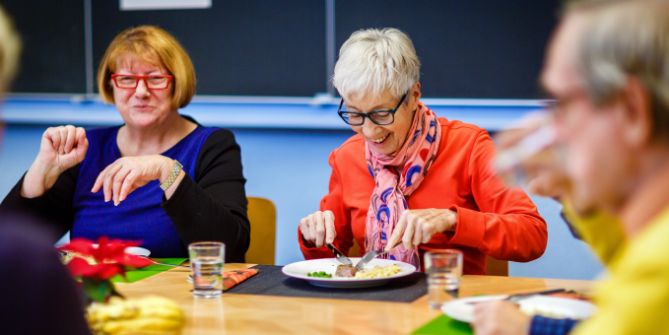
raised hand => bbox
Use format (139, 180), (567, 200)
(22, 125), (89, 198)
(385, 208), (457, 251)
(91, 155), (176, 206)
(494, 113), (570, 199)
(471, 301), (531, 335)
(299, 210), (336, 248)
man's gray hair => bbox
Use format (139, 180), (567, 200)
(572, 0), (669, 140)
(0, 5), (20, 92)
(333, 28), (420, 100)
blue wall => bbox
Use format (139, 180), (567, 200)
(0, 97), (604, 279)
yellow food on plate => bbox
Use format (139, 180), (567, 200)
(86, 295), (184, 335)
(354, 264), (401, 279)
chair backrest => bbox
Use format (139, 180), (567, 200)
(245, 197), (276, 265)
(486, 256), (508, 276)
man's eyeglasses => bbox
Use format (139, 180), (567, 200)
(111, 74), (173, 90)
(337, 93), (407, 126)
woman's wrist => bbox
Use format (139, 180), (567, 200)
(159, 157), (185, 198)
(441, 209), (458, 233)
(21, 159), (60, 198)
(158, 156), (177, 183)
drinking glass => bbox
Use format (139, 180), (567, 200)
(424, 249), (463, 309)
(492, 111), (571, 191)
(189, 241), (225, 298)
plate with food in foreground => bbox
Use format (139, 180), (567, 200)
(442, 295), (596, 323)
(281, 257), (416, 288)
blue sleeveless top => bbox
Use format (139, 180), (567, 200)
(71, 125), (217, 257)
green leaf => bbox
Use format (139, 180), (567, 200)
(82, 278), (114, 303)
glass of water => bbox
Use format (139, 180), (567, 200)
(424, 249), (463, 309)
(189, 241), (225, 298)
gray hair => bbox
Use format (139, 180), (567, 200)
(333, 28), (420, 100)
(571, 0), (669, 140)
(0, 5), (20, 93)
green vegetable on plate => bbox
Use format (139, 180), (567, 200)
(307, 271), (332, 278)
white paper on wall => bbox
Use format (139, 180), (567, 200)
(120, 0), (211, 11)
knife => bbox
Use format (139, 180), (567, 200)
(326, 243), (352, 265)
(466, 288), (568, 305)
(503, 288), (567, 302)
(354, 249), (390, 271)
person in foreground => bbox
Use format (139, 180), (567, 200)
(473, 0), (669, 334)
(1, 25), (250, 261)
(298, 28), (547, 273)
(0, 6), (91, 335)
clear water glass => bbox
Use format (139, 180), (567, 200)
(493, 111), (561, 188)
(424, 249), (463, 309)
(189, 241), (225, 298)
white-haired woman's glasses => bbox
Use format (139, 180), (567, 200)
(337, 93), (407, 126)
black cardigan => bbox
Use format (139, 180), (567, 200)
(1, 128), (251, 262)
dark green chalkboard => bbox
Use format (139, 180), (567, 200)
(4, 0), (558, 98)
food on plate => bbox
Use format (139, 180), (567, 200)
(548, 291), (592, 302)
(304, 263), (403, 280)
(354, 264), (401, 279)
(86, 295), (183, 335)
(307, 271), (332, 278)
(335, 264), (358, 277)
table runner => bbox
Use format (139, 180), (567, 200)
(226, 265), (427, 303)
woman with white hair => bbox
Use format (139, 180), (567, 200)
(298, 28), (547, 273)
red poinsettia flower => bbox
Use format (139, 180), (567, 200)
(59, 237), (153, 280)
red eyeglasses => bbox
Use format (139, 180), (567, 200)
(111, 74), (174, 90)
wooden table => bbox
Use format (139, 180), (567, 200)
(116, 264), (592, 335)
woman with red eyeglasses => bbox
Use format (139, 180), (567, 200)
(2, 26), (250, 261)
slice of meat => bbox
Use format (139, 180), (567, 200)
(335, 264), (358, 278)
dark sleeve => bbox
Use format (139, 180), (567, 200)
(0, 220), (91, 335)
(0, 166), (79, 239)
(529, 315), (579, 335)
(560, 210), (582, 240)
(162, 129), (250, 262)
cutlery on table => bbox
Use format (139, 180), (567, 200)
(466, 288), (568, 305)
(503, 288), (567, 302)
(354, 249), (390, 271)
(142, 257), (190, 269)
(326, 243), (352, 265)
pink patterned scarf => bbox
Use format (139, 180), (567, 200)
(365, 102), (441, 267)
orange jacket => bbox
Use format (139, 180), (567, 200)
(299, 118), (547, 274)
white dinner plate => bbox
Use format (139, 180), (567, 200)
(124, 246), (151, 257)
(281, 257), (416, 288)
(442, 295), (596, 323)
(86, 243), (151, 257)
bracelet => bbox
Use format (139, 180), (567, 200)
(160, 160), (183, 191)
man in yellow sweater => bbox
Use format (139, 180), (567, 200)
(472, 0), (669, 334)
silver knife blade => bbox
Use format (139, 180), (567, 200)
(326, 243), (352, 265)
(354, 250), (389, 271)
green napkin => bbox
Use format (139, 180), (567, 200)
(113, 258), (188, 283)
(412, 314), (472, 335)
